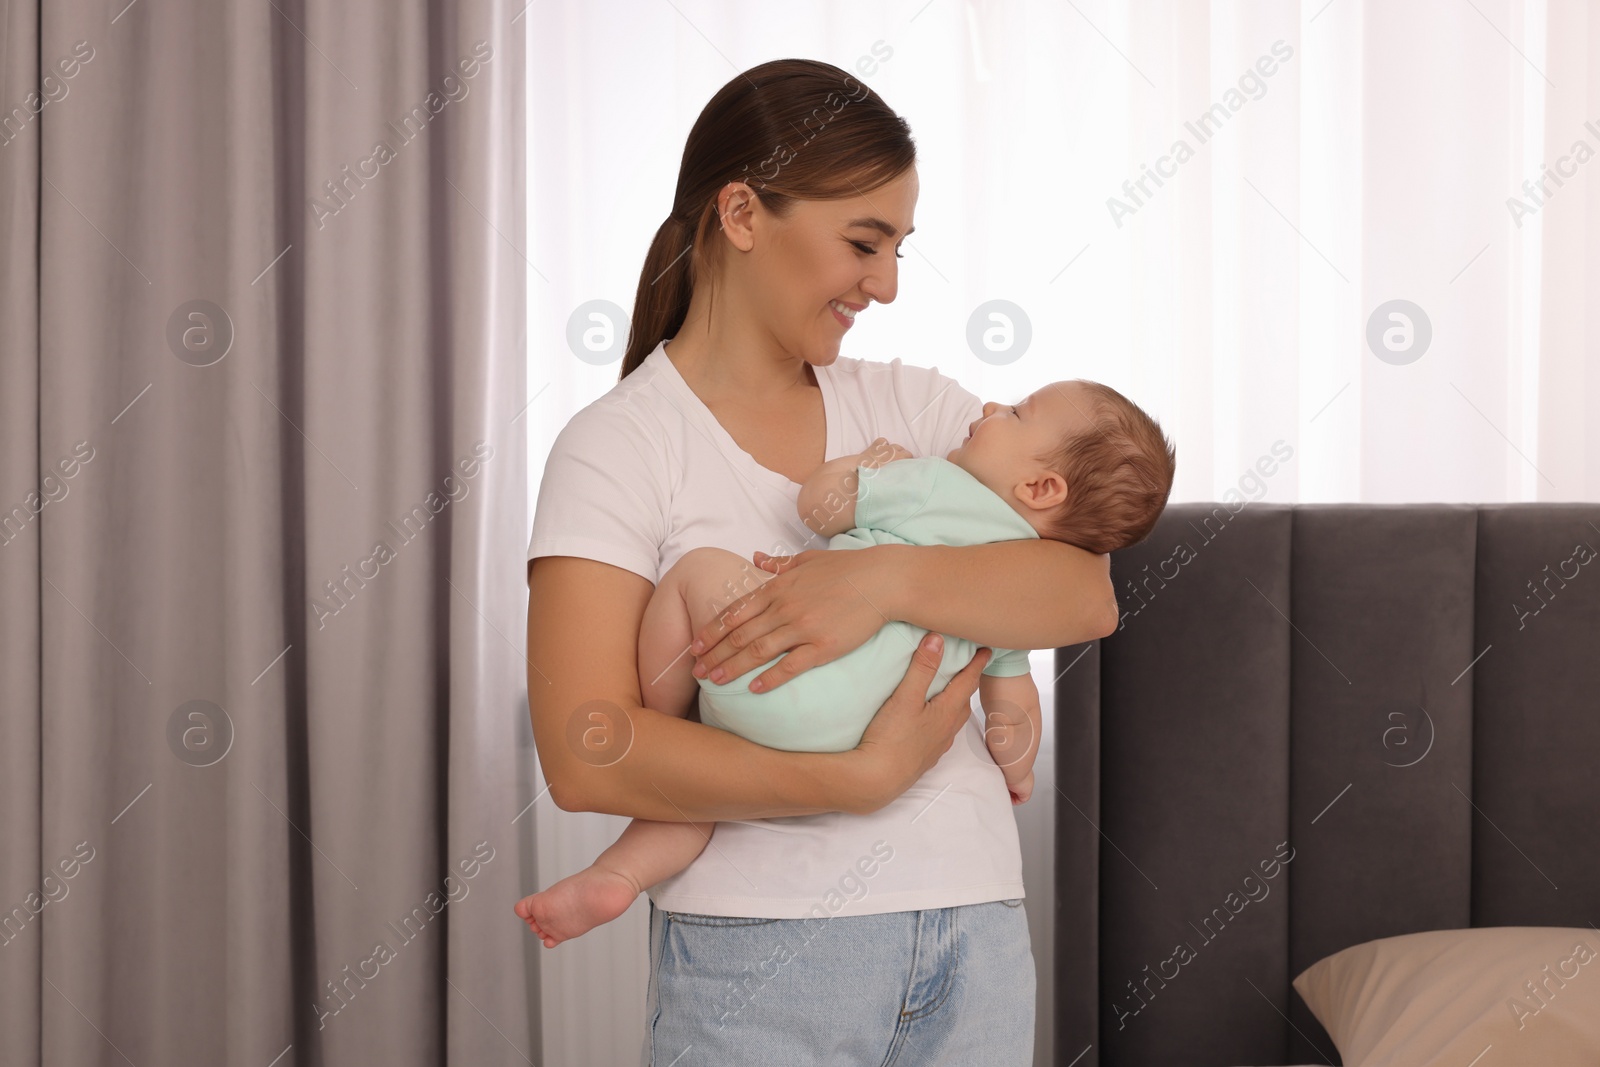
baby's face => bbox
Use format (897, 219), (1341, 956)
(944, 381), (1093, 501)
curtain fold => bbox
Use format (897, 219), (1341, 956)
(0, 1), (534, 1064)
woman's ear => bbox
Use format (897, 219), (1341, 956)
(716, 181), (758, 253)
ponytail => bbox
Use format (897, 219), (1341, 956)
(621, 211), (699, 379)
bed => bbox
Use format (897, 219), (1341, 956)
(1051, 503), (1600, 1066)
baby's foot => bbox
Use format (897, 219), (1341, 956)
(513, 865), (641, 948)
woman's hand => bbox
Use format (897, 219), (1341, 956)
(689, 544), (904, 693)
(844, 631), (992, 813)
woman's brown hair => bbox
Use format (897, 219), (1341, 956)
(619, 59), (916, 379)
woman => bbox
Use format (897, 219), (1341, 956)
(525, 59), (1118, 1066)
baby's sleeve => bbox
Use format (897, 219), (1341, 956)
(853, 456), (941, 537)
(981, 647), (1034, 677)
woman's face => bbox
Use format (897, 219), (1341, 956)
(740, 167), (918, 367)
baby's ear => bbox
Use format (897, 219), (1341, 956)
(1023, 469), (1069, 510)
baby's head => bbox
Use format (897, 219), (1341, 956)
(944, 379), (1175, 553)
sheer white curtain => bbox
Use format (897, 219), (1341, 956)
(524, 2), (1597, 1063)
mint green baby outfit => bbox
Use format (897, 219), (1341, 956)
(697, 456), (1039, 753)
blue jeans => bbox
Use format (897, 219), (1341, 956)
(641, 898), (1036, 1066)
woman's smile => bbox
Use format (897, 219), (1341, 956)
(829, 299), (862, 328)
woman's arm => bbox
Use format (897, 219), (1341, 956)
(527, 554), (989, 821)
(882, 538), (1118, 650)
(691, 539), (1117, 694)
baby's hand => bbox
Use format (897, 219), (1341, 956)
(1008, 770), (1034, 806)
(860, 437), (915, 469)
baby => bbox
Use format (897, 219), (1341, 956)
(515, 378), (1176, 947)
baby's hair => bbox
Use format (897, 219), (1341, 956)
(1033, 381), (1175, 554)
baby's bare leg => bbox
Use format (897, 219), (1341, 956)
(514, 819), (712, 948)
(638, 546), (777, 718)
(515, 549), (774, 948)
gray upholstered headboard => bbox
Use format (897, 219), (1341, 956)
(1052, 503), (1600, 1067)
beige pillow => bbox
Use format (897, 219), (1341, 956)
(1293, 927), (1600, 1067)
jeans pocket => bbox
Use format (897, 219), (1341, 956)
(1000, 897), (1023, 908)
(665, 911), (781, 927)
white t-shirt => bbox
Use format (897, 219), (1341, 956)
(527, 340), (1024, 918)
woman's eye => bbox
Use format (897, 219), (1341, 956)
(851, 240), (907, 259)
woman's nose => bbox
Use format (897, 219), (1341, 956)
(860, 261), (898, 305)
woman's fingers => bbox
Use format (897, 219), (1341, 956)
(886, 634), (983, 781)
(908, 630), (944, 672)
(929, 644), (991, 745)
(738, 625), (807, 693)
(869, 631), (939, 701)
(752, 548), (814, 574)
(872, 631), (943, 716)
(689, 587), (773, 664)
(697, 617), (817, 693)
(930, 639), (990, 707)
(847, 634), (961, 811)
(693, 611), (778, 682)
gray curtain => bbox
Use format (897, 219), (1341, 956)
(0, 2), (536, 1064)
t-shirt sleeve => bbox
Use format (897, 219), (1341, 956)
(527, 404), (667, 584)
(981, 647), (1034, 677)
(854, 456), (940, 536)
(893, 360), (984, 460)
